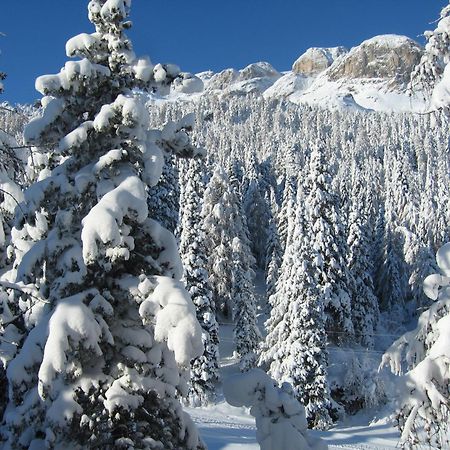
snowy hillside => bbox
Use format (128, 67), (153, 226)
(1, 1), (450, 449)
(162, 34), (428, 113)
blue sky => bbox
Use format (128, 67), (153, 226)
(1, 0), (447, 104)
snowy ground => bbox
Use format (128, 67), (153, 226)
(187, 316), (402, 450)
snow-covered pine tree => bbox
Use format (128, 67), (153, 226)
(179, 157), (220, 406)
(259, 186), (333, 430)
(277, 173), (297, 252)
(410, 2), (450, 103)
(347, 165), (379, 349)
(264, 187), (282, 301)
(202, 166), (244, 319)
(0, 2), (205, 448)
(232, 236), (261, 371)
(227, 158), (244, 197)
(305, 143), (354, 345)
(147, 154), (180, 234)
(0, 99), (25, 270)
(0, 65), (24, 421)
(381, 243), (450, 449)
(377, 146), (410, 315)
(403, 154), (441, 313)
(243, 155), (270, 269)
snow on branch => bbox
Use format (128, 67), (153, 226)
(139, 276), (203, 367)
(81, 175), (147, 265)
(224, 369), (328, 450)
(380, 243), (450, 449)
(38, 290), (103, 397)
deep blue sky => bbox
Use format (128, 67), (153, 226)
(1, 0), (447, 104)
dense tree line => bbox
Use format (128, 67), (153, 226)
(0, 1), (449, 448)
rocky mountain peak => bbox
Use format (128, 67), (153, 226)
(292, 47), (348, 76)
(327, 34), (423, 86)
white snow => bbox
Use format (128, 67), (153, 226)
(38, 292), (103, 392)
(65, 33), (100, 58)
(58, 121), (93, 153)
(187, 323), (402, 450)
(436, 242), (450, 275)
(81, 175), (147, 264)
(0, 170), (24, 215)
(146, 276), (204, 367)
(24, 98), (65, 144)
(132, 56), (154, 83)
(360, 34), (417, 49)
(92, 148), (126, 174)
(46, 388), (83, 426)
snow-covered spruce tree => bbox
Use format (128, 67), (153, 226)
(264, 188), (282, 301)
(226, 158), (244, 197)
(179, 157), (220, 406)
(224, 369), (328, 450)
(0, 69), (25, 421)
(0, 109), (25, 270)
(259, 190), (333, 430)
(346, 166), (379, 349)
(410, 2), (450, 105)
(0, 2), (205, 449)
(243, 162), (270, 269)
(277, 174), (297, 252)
(147, 154), (180, 234)
(376, 147), (410, 315)
(381, 243), (450, 450)
(202, 166), (244, 319)
(305, 143), (354, 345)
(232, 236), (261, 371)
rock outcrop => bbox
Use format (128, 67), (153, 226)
(327, 35), (422, 86)
(293, 47), (348, 76)
(205, 62), (280, 93)
(239, 62), (281, 81)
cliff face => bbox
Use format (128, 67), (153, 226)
(292, 47), (348, 76)
(327, 35), (423, 87)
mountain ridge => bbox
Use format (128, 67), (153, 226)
(163, 34), (428, 113)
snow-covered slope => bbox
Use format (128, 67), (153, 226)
(187, 322), (402, 450)
(285, 34), (425, 112)
(162, 34), (428, 113)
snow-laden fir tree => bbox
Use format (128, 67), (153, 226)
(0, 66), (25, 420)
(243, 157), (270, 269)
(147, 154), (180, 234)
(226, 158), (244, 197)
(346, 165), (379, 349)
(403, 156), (440, 312)
(277, 174), (297, 252)
(305, 143), (354, 345)
(0, 114), (25, 269)
(410, 2), (450, 103)
(264, 187), (282, 301)
(202, 165), (247, 319)
(178, 157), (220, 406)
(381, 243), (450, 450)
(376, 146), (410, 315)
(232, 236), (261, 371)
(259, 186), (333, 430)
(0, 2), (205, 448)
